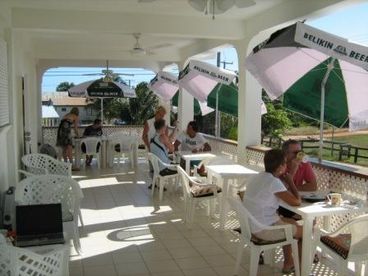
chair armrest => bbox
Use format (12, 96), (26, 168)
(18, 169), (34, 178)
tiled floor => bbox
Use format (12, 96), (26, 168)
(69, 157), (344, 276)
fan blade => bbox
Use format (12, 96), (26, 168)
(188, 0), (207, 12)
(81, 73), (103, 76)
(138, 0), (157, 3)
(146, 43), (172, 50)
(115, 73), (135, 76)
(235, 0), (256, 8)
(217, 0), (235, 12)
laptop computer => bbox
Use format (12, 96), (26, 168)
(15, 203), (65, 247)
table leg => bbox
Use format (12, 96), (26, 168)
(74, 141), (81, 169)
(133, 144), (138, 169)
(301, 217), (314, 276)
(219, 178), (228, 231)
(101, 141), (106, 169)
(185, 160), (190, 175)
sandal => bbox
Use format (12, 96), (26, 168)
(282, 266), (295, 274)
(313, 253), (319, 264)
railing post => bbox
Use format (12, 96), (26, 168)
(354, 147), (358, 163)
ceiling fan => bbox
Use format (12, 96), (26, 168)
(129, 33), (171, 55)
(82, 60), (134, 82)
(188, 0), (256, 18)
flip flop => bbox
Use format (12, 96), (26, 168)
(282, 266), (295, 274)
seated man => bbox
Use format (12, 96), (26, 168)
(174, 121), (211, 172)
(82, 119), (103, 166)
(150, 119), (177, 181)
(278, 139), (317, 219)
(242, 149), (302, 273)
(174, 121), (211, 153)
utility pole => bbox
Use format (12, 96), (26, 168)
(220, 60), (233, 69)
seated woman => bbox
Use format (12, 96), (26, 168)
(150, 119), (177, 179)
(242, 149), (302, 273)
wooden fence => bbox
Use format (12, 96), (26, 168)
(261, 136), (368, 165)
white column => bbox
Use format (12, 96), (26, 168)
(235, 42), (262, 159)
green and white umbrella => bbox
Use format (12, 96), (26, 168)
(246, 22), (368, 158)
(69, 78), (136, 122)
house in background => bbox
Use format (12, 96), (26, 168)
(42, 92), (98, 125)
(41, 105), (59, 126)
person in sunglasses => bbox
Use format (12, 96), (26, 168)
(281, 139), (317, 192)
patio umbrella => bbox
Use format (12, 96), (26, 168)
(68, 78), (136, 122)
(147, 71), (179, 101)
(171, 91), (214, 116)
(207, 83), (267, 117)
(178, 59), (236, 102)
(245, 21), (368, 158)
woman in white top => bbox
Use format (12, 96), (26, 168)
(242, 149), (302, 273)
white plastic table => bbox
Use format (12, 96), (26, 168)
(178, 151), (217, 174)
(280, 192), (368, 276)
(206, 164), (259, 230)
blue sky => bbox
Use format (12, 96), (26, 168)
(42, 2), (368, 92)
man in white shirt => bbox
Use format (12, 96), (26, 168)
(174, 121), (211, 152)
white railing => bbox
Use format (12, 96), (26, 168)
(41, 126), (368, 230)
(42, 125), (144, 147)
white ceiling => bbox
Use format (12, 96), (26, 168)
(0, 0), (346, 71)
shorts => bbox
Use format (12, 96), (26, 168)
(159, 168), (177, 176)
(253, 220), (297, 242)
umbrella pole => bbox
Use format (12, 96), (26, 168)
(319, 58), (335, 162)
(100, 97), (104, 124)
(215, 90), (220, 137)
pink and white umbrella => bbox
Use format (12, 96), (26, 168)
(178, 59), (236, 102)
(147, 71), (179, 101)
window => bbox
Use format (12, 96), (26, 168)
(61, 107), (67, 112)
(0, 39), (9, 127)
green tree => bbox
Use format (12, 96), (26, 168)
(56, 81), (75, 91)
(128, 82), (159, 125)
(262, 103), (292, 137)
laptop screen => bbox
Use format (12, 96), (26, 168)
(16, 203), (63, 236)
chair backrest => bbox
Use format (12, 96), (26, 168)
(15, 174), (83, 222)
(80, 137), (101, 155)
(0, 244), (68, 276)
(22, 153), (71, 176)
(342, 214), (368, 259)
(176, 165), (194, 199)
(147, 153), (161, 176)
(228, 197), (258, 244)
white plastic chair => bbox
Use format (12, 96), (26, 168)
(228, 197), (300, 276)
(80, 137), (102, 168)
(15, 174), (84, 254)
(0, 243), (69, 276)
(19, 153), (84, 227)
(177, 165), (220, 225)
(314, 213), (368, 275)
(147, 153), (178, 201)
(107, 134), (136, 168)
(20, 153), (72, 177)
